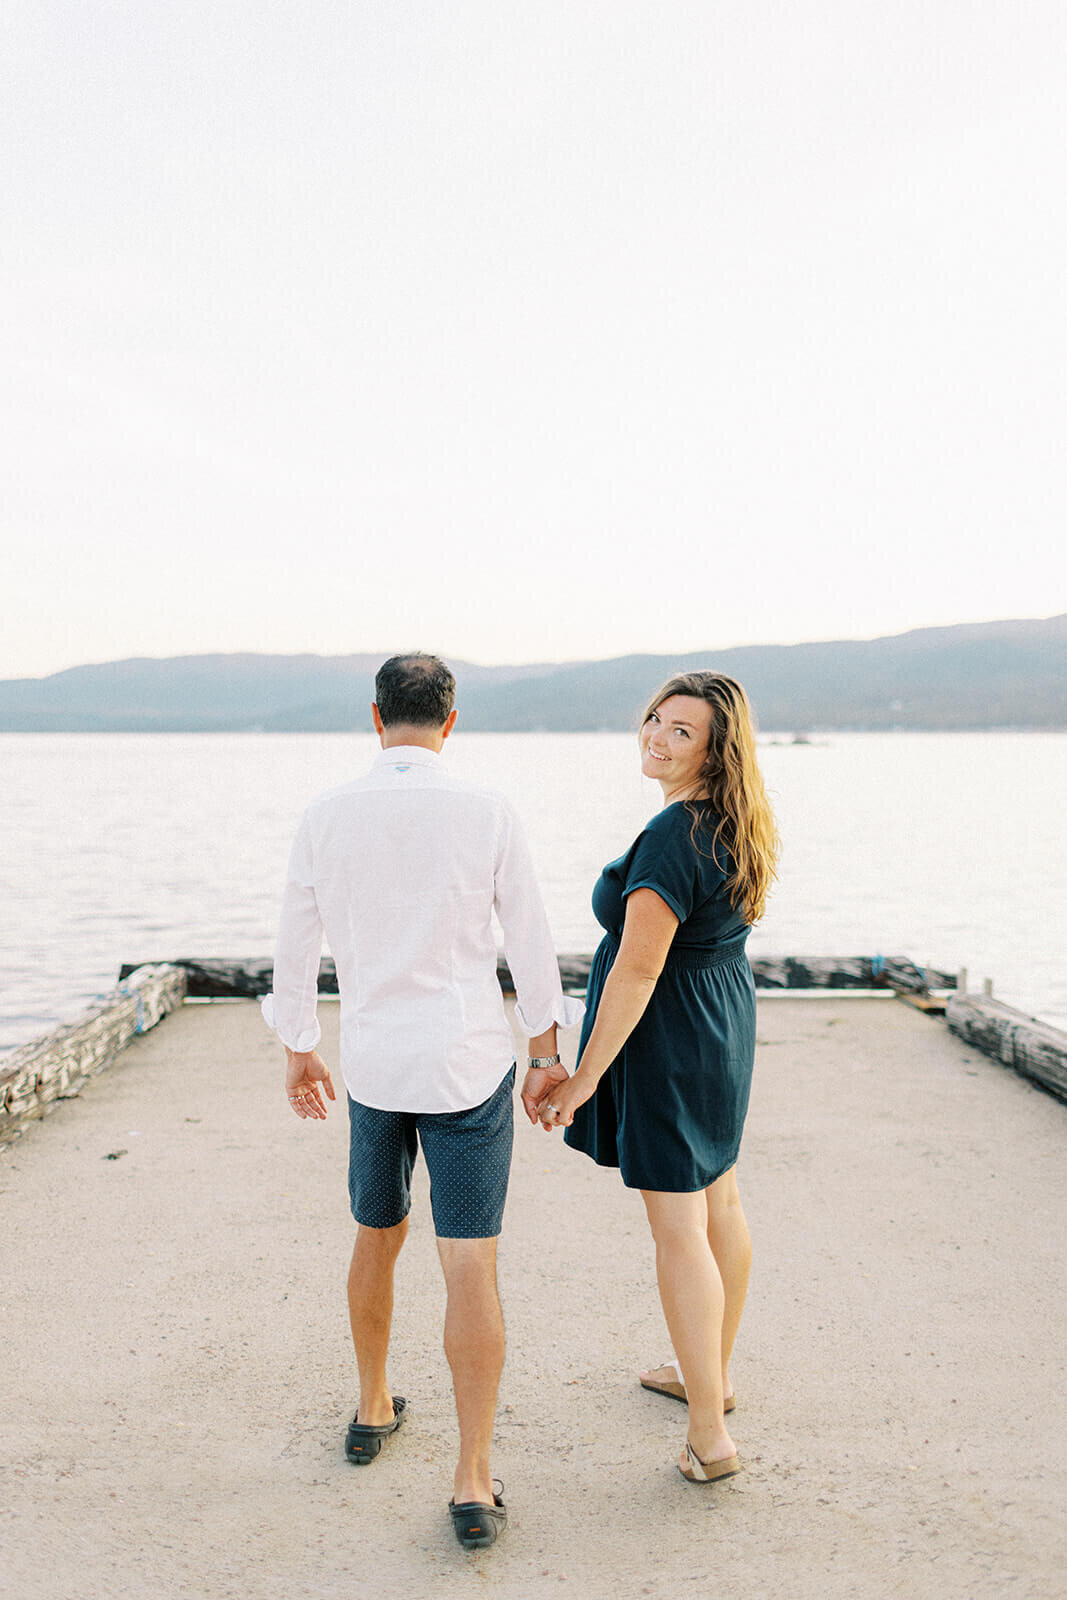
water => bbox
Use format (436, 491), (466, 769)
(2, 731), (1065, 1054)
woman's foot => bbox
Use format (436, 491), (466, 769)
(678, 1439), (741, 1483)
(677, 1411), (737, 1481)
(639, 1360), (735, 1411)
(639, 1360), (687, 1402)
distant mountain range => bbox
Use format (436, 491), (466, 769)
(1, 616), (1064, 732)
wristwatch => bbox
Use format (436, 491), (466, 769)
(528, 1054), (565, 1072)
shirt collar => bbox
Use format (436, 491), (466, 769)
(373, 744), (444, 769)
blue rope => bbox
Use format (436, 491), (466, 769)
(113, 979), (147, 1032)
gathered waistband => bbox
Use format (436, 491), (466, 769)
(602, 931), (750, 970)
(666, 934), (750, 970)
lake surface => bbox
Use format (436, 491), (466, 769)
(2, 730), (1065, 1054)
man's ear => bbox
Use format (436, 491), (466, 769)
(441, 708), (459, 741)
(371, 704), (385, 739)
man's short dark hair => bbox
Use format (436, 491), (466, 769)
(374, 653), (456, 728)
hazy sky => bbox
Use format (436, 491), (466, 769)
(4, 2), (1064, 679)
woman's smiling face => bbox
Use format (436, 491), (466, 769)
(639, 693), (713, 796)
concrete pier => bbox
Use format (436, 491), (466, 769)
(1, 995), (1063, 1599)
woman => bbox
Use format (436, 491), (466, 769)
(536, 672), (778, 1484)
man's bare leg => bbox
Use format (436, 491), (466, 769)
(436, 1236), (505, 1506)
(348, 1218), (408, 1426)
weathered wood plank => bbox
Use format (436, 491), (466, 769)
(747, 956), (955, 994)
(896, 992), (948, 1016)
(119, 957), (318, 997)
(945, 994), (1067, 1104)
(119, 953), (956, 999)
(0, 965), (187, 1147)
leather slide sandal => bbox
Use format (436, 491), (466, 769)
(344, 1395), (408, 1464)
(449, 1482), (507, 1549)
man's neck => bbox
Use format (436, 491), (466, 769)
(380, 725), (446, 753)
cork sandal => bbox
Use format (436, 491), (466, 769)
(639, 1360), (736, 1413)
(678, 1441), (742, 1484)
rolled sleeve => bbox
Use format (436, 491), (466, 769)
(261, 815), (325, 1052)
(493, 801), (585, 1037)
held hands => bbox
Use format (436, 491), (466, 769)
(520, 1060), (568, 1126)
(285, 1049), (336, 1120)
(534, 1070), (596, 1130)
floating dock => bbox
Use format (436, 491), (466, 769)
(1, 986), (1064, 1598)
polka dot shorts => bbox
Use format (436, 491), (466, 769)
(346, 1066), (515, 1238)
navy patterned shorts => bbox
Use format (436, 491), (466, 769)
(346, 1065), (515, 1239)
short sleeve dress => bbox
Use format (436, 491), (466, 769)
(564, 800), (756, 1192)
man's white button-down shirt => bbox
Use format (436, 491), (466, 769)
(263, 746), (584, 1113)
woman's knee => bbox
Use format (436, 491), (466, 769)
(705, 1167), (742, 1217)
(641, 1189), (710, 1249)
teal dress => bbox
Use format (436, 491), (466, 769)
(564, 801), (755, 1192)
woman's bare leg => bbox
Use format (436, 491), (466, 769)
(639, 1166), (750, 1408)
(705, 1167), (751, 1401)
(641, 1188), (736, 1469)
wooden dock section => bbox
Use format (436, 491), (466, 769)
(1, 994), (1063, 1599)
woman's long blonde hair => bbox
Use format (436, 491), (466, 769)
(641, 671), (780, 924)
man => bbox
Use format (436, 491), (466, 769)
(262, 653), (579, 1550)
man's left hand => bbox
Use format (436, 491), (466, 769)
(520, 1060), (569, 1127)
(534, 1069), (595, 1130)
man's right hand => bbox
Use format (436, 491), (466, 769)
(285, 1049), (335, 1120)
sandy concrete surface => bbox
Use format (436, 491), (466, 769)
(1, 993), (1064, 1600)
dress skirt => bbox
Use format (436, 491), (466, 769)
(564, 931), (755, 1192)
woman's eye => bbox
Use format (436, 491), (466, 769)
(676, 728), (689, 739)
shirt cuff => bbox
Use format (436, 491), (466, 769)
(512, 993), (586, 1037)
(260, 993), (322, 1053)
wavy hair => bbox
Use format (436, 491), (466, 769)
(641, 671), (780, 924)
